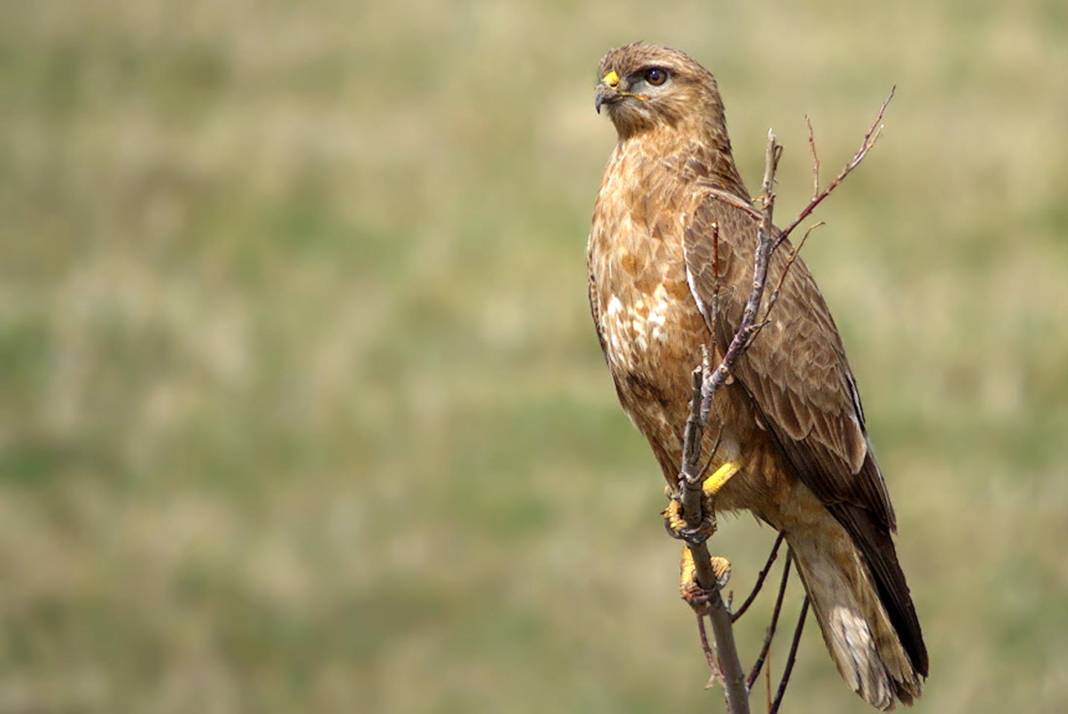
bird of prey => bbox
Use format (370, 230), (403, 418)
(587, 42), (927, 709)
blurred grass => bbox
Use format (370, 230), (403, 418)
(1, 0), (1067, 711)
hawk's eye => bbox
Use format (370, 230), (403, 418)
(644, 67), (668, 86)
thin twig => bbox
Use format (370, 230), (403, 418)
(779, 87), (895, 244)
(703, 569), (750, 713)
(755, 221), (825, 332)
(711, 220), (723, 328)
(679, 131), (781, 544)
(679, 364), (748, 713)
(768, 597), (810, 714)
(696, 132), (781, 427)
(700, 185), (764, 221)
(731, 532), (785, 623)
(765, 649), (773, 714)
(751, 90), (892, 342)
(805, 114), (820, 199)
(746, 551), (793, 689)
(697, 425), (725, 490)
(697, 613), (724, 685)
(680, 364), (712, 518)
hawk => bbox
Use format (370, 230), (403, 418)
(587, 42), (927, 709)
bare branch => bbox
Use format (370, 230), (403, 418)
(805, 114), (820, 199)
(675, 131), (783, 714)
(746, 551), (793, 689)
(682, 130), (781, 530)
(779, 87), (895, 243)
(765, 650), (773, 714)
(700, 185), (764, 221)
(711, 221), (723, 329)
(696, 131), (781, 426)
(768, 597), (810, 714)
(680, 364), (710, 509)
(697, 424), (725, 491)
(679, 366), (749, 714)
(698, 612), (725, 687)
(731, 532), (785, 623)
(757, 221), (825, 331)
(703, 579), (750, 713)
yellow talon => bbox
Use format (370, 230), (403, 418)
(662, 498), (716, 544)
(680, 545), (697, 588)
(703, 461), (740, 497)
(710, 555), (732, 585)
(680, 547), (733, 590)
(680, 546), (733, 613)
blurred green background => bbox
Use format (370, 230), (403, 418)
(3, 0), (1067, 712)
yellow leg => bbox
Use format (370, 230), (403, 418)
(702, 460), (741, 497)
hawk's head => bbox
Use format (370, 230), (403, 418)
(595, 42), (724, 139)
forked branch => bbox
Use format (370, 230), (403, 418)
(679, 364), (751, 714)
(769, 597), (810, 714)
(778, 87), (895, 245)
(746, 551), (793, 689)
(731, 532), (785, 623)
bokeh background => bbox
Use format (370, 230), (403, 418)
(3, 1), (1067, 712)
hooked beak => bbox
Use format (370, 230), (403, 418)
(594, 84), (621, 114)
(595, 70), (621, 114)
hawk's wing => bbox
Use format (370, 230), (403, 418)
(683, 195), (928, 676)
(683, 195), (894, 529)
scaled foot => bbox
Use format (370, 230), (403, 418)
(660, 460), (741, 545)
(679, 546), (732, 615)
(661, 496), (717, 546)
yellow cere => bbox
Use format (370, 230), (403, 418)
(601, 70), (619, 87)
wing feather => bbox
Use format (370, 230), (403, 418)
(683, 194), (928, 676)
(683, 194), (895, 528)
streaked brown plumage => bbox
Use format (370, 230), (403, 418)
(587, 42), (927, 709)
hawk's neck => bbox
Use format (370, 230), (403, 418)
(615, 121), (749, 201)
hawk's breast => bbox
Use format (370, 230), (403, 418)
(589, 170), (708, 437)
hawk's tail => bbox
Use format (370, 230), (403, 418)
(786, 520), (925, 710)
